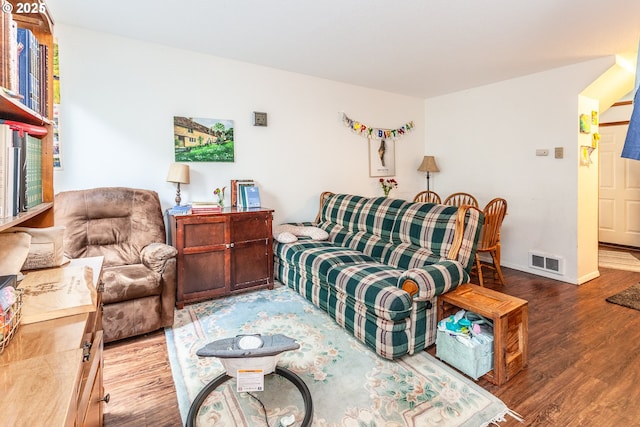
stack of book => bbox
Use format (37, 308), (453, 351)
(231, 179), (261, 208)
(0, 13), (50, 117)
(0, 120), (46, 218)
(190, 202), (222, 214)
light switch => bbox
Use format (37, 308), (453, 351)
(555, 147), (564, 159)
(253, 112), (267, 127)
(536, 149), (549, 156)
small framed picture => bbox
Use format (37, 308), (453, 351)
(369, 139), (395, 177)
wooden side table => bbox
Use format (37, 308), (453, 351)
(437, 284), (528, 386)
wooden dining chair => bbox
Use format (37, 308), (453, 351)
(474, 197), (508, 286)
(443, 192), (479, 208)
(413, 190), (441, 204)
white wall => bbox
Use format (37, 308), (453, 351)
(425, 57), (616, 284)
(577, 95), (600, 284)
(53, 25), (426, 225)
(54, 24), (622, 284)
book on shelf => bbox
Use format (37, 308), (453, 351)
(0, 12), (19, 93)
(0, 124), (10, 218)
(0, 121), (46, 218)
(17, 27), (40, 113)
(25, 134), (42, 208)
(243, 185), (261, 208)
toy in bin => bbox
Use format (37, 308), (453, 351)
(436, 309), (494, 380)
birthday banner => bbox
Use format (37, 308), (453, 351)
(342, 113), (414, 140)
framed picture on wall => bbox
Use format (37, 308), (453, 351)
(173, 116), (235, 162)
(369, 138), (395, 177)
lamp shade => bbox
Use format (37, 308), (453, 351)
(166, 163), (190, 184)
(417, 156), (440, 173)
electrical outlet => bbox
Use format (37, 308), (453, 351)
(555, 147), (564, 159)
(536, 149), (549, 156)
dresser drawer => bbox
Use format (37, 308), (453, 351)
(77, 330), (104, 426)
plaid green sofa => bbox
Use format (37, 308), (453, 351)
(273, 192), (484, 360)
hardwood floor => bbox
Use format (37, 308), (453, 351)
(103, 331), (182, 427)
(103, 263), (640, 426)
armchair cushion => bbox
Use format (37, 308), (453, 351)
(101, 264), (162, 305)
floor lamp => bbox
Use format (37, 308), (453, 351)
(417, 156), (440, 192)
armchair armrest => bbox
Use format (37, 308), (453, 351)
(398, 260), (469, 301)
(141, 242), (178, 274)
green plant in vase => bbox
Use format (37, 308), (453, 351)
(214, 186), (226, 207)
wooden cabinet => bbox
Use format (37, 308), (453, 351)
(0, 1), (55, 231)
(0, 257), (106, 426)
(169, 208), (274, 308)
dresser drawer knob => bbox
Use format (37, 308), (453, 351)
(100, 393), (111, 404)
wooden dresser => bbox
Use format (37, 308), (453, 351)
(169, 207), (274, 308)
(0, 257), (106, 427)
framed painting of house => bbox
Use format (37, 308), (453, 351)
(369, 138), (395, 177)
(173, 116), (235, 162)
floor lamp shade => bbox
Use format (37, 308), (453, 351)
(166, 163), (190, 206)
(417, 156), (439, 191)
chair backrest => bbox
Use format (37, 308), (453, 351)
(443, 192), (479, 208)
(477, 198), (507, 250)
(413, 190), (441, 204)
(54, 187), (167, 266)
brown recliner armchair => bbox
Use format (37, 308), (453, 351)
(54, 187), (177, 343)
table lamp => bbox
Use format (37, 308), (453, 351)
(166, 163), (190, 206)
(417, 156), (439, 191)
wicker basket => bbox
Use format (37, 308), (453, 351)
(0, 288), (23, 354)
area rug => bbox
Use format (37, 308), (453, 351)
(599, 249), (640, 272)
(606, 283), (640, 311)
(165, 283), (521, 426)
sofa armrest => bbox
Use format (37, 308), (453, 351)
(398, 261), (469, 301)
(141, 242), (178, 274)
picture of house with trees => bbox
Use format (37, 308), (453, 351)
(173, 116), (235, 162)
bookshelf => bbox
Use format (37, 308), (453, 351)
(0, 0), (54, 231)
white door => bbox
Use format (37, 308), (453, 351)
(599, 103), (640, 247)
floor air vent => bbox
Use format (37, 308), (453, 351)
(529, 251), (563, 274)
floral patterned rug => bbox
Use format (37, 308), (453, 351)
(166, 283), (520, 426)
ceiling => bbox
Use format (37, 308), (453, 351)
(47, 0), (640, 98)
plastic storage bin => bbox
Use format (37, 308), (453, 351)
(436, 312), (494, 380)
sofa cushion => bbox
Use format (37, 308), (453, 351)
(318, 193), (367, 231)
(290, 245), (378, 283)
(344, 232), (393, 262)
(353, 197), (408, 240)
(101, 264), (162, 304)
(391, 203), (459, 258)
(383, 243), (447, 270)
(274, 239), (337, 265)
(326, 263), (412, 321)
